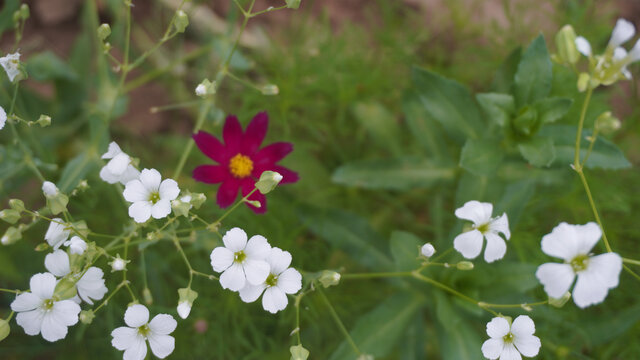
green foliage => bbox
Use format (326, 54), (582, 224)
(514, 35), (552, 107)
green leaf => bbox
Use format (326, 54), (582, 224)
(476, 93), (515, 127)
(583, 304), (640, 346)
(390, 231), (422, 271)
(495, 180), (536, 227)
(352, 102), (402, 156)
(403, 93), (452, 162)
(459, 139), (504, 176)
(514, 35), (552, 107)
(0, 0), (19, 36)
(329, 293), (424, 360)
(26, 52), (78, 82)
(491, 47), (521, 93)
(534, 97), (573, 124)
(518, 136), (556, 167)
(434, 292), (482, 360)
(412, 66), (484, 142)
(538, 125), (631, 169)
(58, 152), (98, 193)
(298, 205), (392, 270)
(399, 314), (426, 360)
(332, 157), (456, 190)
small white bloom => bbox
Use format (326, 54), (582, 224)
(42, 181), (59, 197)
(608, 18), (635, 49)
(100, 142), (140, 185)
(44, 250), (108, 305)
(629, 39), (640, 62)
(123, 168), (180, 223)
(535, 222), (622, 308)
(44, 219), (70, 250)
(111, 256), (127, 272)
(1, 235), (8, 245)
(453, 201), (510, 263)
(210, 227), (271, 292)
(64, 236), (87, 255)
(0, 52), (21, 82)
(481, 315), (541, 360)
(239, 247), (302, 313)
(575, 36), (592, 57)
(195, 84), (206, 96)
(177, 301), (191, 319)
(420, 243), (436, 258)
(10, 272), (81, 342)
(111, 304), (177, 360)
(0, 105), (6, 130)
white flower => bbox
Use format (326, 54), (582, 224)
(453, 201), (510, 263)
(210, 227), (271, 292)
(111, 255), (128, 272)
(44, 219), (70, 250)
(421, 243), (435, 258)
(100, 142), (141, 185)
(0, 105), (6, 130)
(535, 222), (622, 308)
(64, 236), (87, 255)
(0, 52), (21, 82)
(42, 181), (59, 197)
(630, 39), (640, 62)
(10, 272), (81, 342)
(111, 304), (177, 360)
(123, 168), (180, 223)
(575, 36), (592, 57)
(239, 247), (302, 313)
(177, 301), (191, 319)
(195, 84), (206, 96)
(608, 18), (635, 49)
(481, 315), (541, 360)
(44, 250), (108, 305)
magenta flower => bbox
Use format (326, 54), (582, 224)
(193, 112), (298, 213)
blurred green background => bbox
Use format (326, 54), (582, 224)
(1, 0), (639, 359)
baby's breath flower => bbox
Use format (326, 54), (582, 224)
(111, 304), (177, 360)
(481, 315), (541, 359)
(453, 201), (510, 263)
(0, 52), (21, 82)
(111, 255), (128, 272)
(44, 250), (108, 304)
(123, 169), (180, 223)
(64, 236), (87, 255)
(44, 219), (70, 250)
(100, 142), (140, 185)
(420, 243), (435, 258)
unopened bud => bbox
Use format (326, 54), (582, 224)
(0, 209), (21, 224)
(594, 111), (621, 134)
(42, 181), (68, 215)
(19, 4), (30, 20)
(255, 171), (283, 194)
(79, 310), (95, 324)
(577, 72), (590, 92)
(54, 277), (78, 300)
(195, 79), (216, 97)
(97, 24), (111, 41)
(548, 292), (571, 308)
(177, 287), (198, 319)
(110, 255), (128, 272)
(2, 226), (22, 245)
(290, 344), (309, 360)
(0, 318), (10, 342)
(285, 0), (301, 9)
(190, 193), (206, 209)
(456, 261), (474, 270)
(174, 10), (189, 33)
(244, 199), (261, 208)
(420, 243), (435, 258)
(171, 197), (191, 218)
(36, 114), (51, 127)
(261, 84), (279, 96)
(9, 199), (25, 212)
(143, 288), (153, 305)
(555, 25), (579, 64)
(318, 270), (341, 288)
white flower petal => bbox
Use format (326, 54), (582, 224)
(245, 235), (271, 260)
(100, 166), (121, 184)
(44, 250), (71, 277)
(41, 311), (69, 342)
(481, 338), (504, 359)
(219, 263), (246, 291)
(222, 227), (248, 252)
(11, 293), (42, 312)
(609, 18), (635, 49)
(621, 67), (632, 80)
(613, 47), (628, 61)
(575, 36), (592, 57)
(484, 232), (507, 263)
(148, 314), (177, 335)
(541, 222), (583, 261)
(45, 220), (70, 250)
(111, 326), (138, 350)
(210, 247), (235, 272)
(139, 168), (162, 191)
(535, 263), (575, 299)
(454, 200), (493, 225)
(421, 243), (435, 258)
(267, 247), (292, 275)
(30, 272), (57, 300)
(573, 222), (602, 255)
(239, 283), (266, 303)
(514, 334), (541, 357)
(490, 213), (510, 240)
(0, 52), (20, 81)
(124, 304), (150, 328)
(16, 309), (44, 336)
(453, 229), (484, 259)
(77, 267), (108, 304)
(486, 317), (510, 338)
(588, 252), (623, 288)
(573, 253), (622, 308)
(123, 335), (147, 360)
(159, 179), (180, 201)
(0, 106), (6, 130)
(243, 259), (270, 285)
(511, 315), (535, 337)
(148, 333), (175, 359)
(51, 300), (80, 326)
(129, 201), (152, 223)
(102, 141), (123, 159)
(107, 153), (131, 176)
(630, 39), (640, 62)
(276, 268), (302, 294)
(65, 236), (87, 255)
(177, 301), (191, 319)
(500, 342), (522, 360)
(262, 286), (288, 313)
(123, 180), (149, 203)
(42, 181), (59, 196)
(150, 199), (171, 219)
(120, 166), (141, 185)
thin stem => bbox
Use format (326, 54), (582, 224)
(173, 237), (194, 288)
(226, 71), (263, 92)
(294, 294), (302, 344)
(248, 5), (288, 18)
(0, 288), (20, 294)
(341, 271), (412, 280)
(576, 171), (612, 252)
(213, 187), (259, 226)
(580, 128), (599, 168)
(93, 281), (128, 313)
(172, 101), (212, 179)
(317, 287), (361, 356)
(574, 86), (593, 168)
(478, 300), (548, 310)
(623, 258), (640, 266)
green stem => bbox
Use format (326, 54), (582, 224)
(574, 86), (593, 168)
(580, 128), (599, 168)
(0, 288), (20, 294)
(341, 271), (412, 280)
(172, 100), (213, 179)
(248, 5), (288, 18)
(477, 300), (548, 309)
(623, 258), (640, 266)
(93, 281), (127, 313)
(317, 287), (361, 356)
(212, 187), (259, 226)
(173, 237), (194, 288)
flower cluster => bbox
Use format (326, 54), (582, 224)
(210, 227), (302, 313)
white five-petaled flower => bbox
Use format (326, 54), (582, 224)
(111, 304), (177, 360)
(239, 247), (302, 313)
(0, 105), (6, 130)
(453, 201), (510, 263)
(44, 250), (108, 305)
(0, 52), (21, 82)
(100, 142), (141, 185)
(535, 222), (622, 308)
(42, 181), (59, 197)
(481, 315), (541, 360)
(45, 219), (70, 250)
(210, 227), (271, 292)
(10, 272), (81, 342)
(64, 236), (87, 255)
(123, 168), (180, 223)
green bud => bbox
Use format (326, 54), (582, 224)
(285, 0), (301, 9)
(79, 310), (95, 324)
(0, 209), (21, 224)
(555, 25), (579, 65)
(195, 79), (216, 97)
(143, 288), (153, 305)
(19, 4), (30, 20)
(594, 111), (621, 134)
(54, 277), (78, 300)
(255, 171), (283, 194)
(97, 24), (111, 41)
(178, 287), (199, 303)
(76, 180), (89, 191)
(46, 193), (69, 216)
(190, 193), (206, 209)
(577, 72), (590, 92)
(512, 106), (539, 137)
(290, 344), (309, 360)
(171, 198), (191, 218)
(36, 114), (51, 127)
(456, 261), (474, 270)
(318, 270), (341, 288)
(245, 199), (261, 208)
(2, 226), (22, 245)
(174, 10), (189, 33)
(8, 199), (25, 212)
(548, 292), (571, 308)
(34, 242), (50, 251)
(102, 42), (112, 54)
(0, 318), (10, 342)
(261, 84), (279, 96)
(13, 11), (20, 25)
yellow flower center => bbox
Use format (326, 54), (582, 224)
(570, 254), (590, 273)
(265, 273), (278, 287)
(503, 332), (514, 344)
(234, 250), (247, 263)
(476, 222), (489, 234)
(148, 192), (160, 204)
(138, 324), (151, 337)
(229, 154), (253, 178)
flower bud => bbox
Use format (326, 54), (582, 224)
(555, 25), (580, 64)
(110, 255), (128, 272)
(285, 0), (301, 9)
(318, 270), (341, 288)
(261, 84), (279, 96)
(80, 310), (95, 324)
(34, 242), (50, 251)
(0, 318), (10, 342)
(2, 226), (22, 245)
(456, 261), (474, 270)
(54, 277), (78, 300)
(195, 79), (216, 97)
(420, 243), (435, 258)
(174, 10), (189, 33)
(594, 111), (621, 134)
(244, 199), (262, 208)
(190, 193), (206, 209)
(9, 199), (24, 212)
(177, 288), (198, 319)
(171, 197), (191, 218)
(42, 181), (68, 215)
(548, 291), (571, 308)
(577, 72), (591, 92)
(143, 288), (153, 305)
(290, 344), (309, 360)
(0, 209), (21, 224)
(97, 24), (111, 41)
(19, 4), (30, 20)
(36, 114), (51, 127)
(255, 171), (283, 194)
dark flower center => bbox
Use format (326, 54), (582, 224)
(229, 154), (253, 178)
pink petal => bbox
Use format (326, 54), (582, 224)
(193, 131), (227, 163)
(241, 178), (267, 214)
(223, 115), (243, 153)
(254, 142), (293, 167)
(193, 165), (228, 184)
(242, 112), (269, 154)
(217, 180), (241, 208)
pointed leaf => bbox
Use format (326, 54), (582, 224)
(514, 35), (552, 107)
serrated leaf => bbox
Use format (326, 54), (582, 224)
(514, 35), (552, 107)
(459, 139), (504, 176)
(412, 67), (484, 142)
(329, 294), (424, 360)
(476, 93), (515, 126)
(518, 137), (556, 167)
(534, 97), (573, 124)
(390, 231), (422, 271)
(332, 157), (456, 190)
